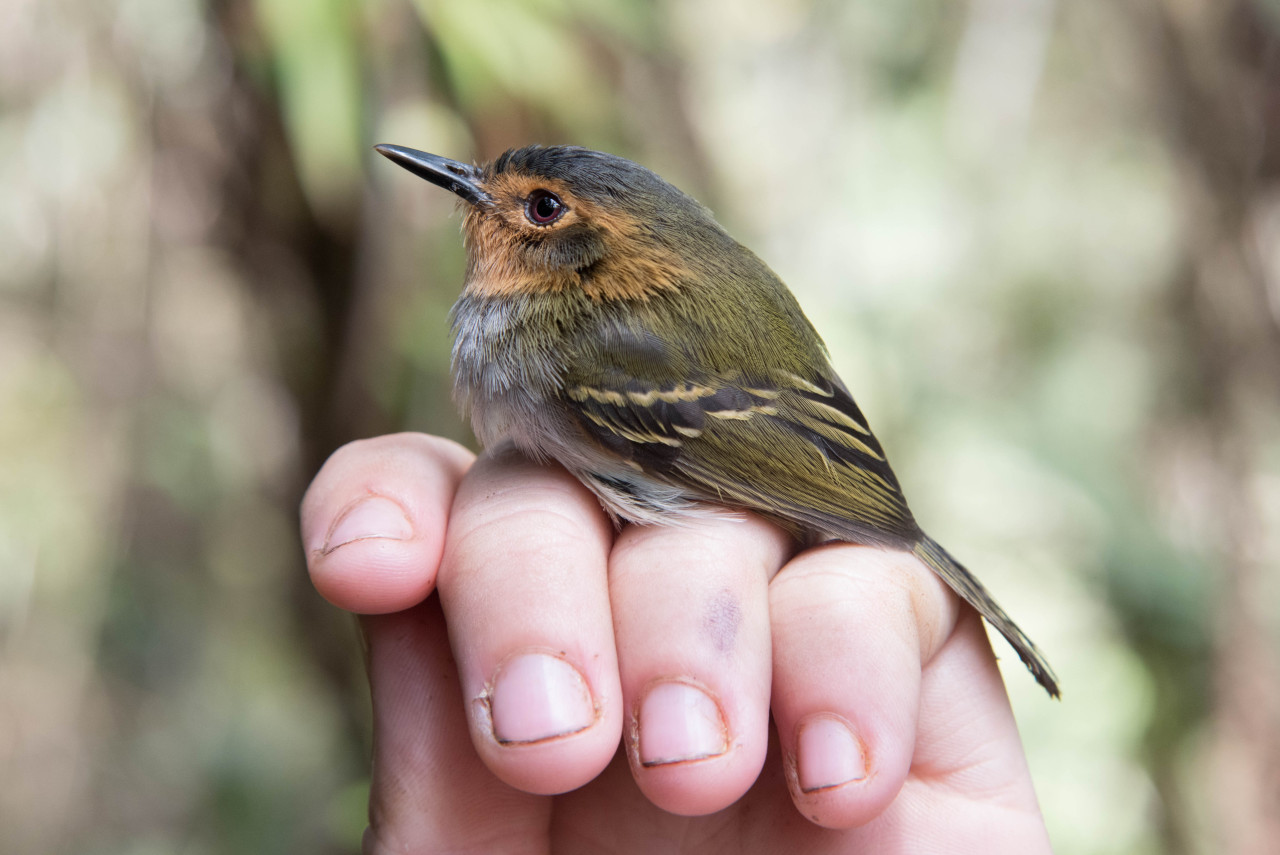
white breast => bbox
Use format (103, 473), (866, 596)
(449, 293), (565, 448)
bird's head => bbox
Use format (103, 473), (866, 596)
(376, 144), (738, 302)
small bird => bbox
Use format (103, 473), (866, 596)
(376, 143), (1059, 697)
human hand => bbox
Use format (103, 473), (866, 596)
(300, 433), (1052, 853)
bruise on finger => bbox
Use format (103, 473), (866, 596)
(702, 587), (743, 656)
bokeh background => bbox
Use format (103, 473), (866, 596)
(3, 0), (1279, 852)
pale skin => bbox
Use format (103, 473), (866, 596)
(300, 433), (1054, 853)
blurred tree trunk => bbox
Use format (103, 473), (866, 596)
(208, 0), (385, 771)
(1140, 2), (1280, 853)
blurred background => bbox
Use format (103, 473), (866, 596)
(2, 0), (1279, 852)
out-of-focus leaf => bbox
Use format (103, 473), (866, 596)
(412, 0), (611, 133)
(255, 0), (364, 224)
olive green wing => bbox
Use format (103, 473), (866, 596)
(560, 362), (921, 547)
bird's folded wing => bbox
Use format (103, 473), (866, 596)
(561, 368), (919, 544)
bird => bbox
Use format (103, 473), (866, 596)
(375, 142), (1059, 698)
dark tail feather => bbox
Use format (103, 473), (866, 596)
(913, 535), (1060, 698)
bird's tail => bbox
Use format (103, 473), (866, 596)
(913, 535), (1060, 698)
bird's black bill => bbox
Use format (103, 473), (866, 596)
(374, 144), (491, 205)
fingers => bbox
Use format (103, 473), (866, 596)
(436, 445), (794, 814)
(768, 543), (961, 829)
(302, 434), (1015, 832)
(435, 446), (624, 796)
(608, 513), (792, 815)
(301, 433), (474, 613)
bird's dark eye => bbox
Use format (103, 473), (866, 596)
(525, 190), (565, 225)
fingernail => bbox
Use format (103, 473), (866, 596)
(489, 653), (595, 744)
(797, 714), (865, 792)
(323, 496), (412, 553)
(638, 680), (727, 766)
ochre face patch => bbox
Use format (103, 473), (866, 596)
(461, 169), (686, 302)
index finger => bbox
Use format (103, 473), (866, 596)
(300, 433), (474, 613)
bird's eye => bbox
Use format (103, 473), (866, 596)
(525, 190), (565, 225)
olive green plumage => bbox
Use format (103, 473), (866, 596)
(377, 143), (1060, 698)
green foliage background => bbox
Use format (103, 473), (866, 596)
(2, 0), (1279, 852)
